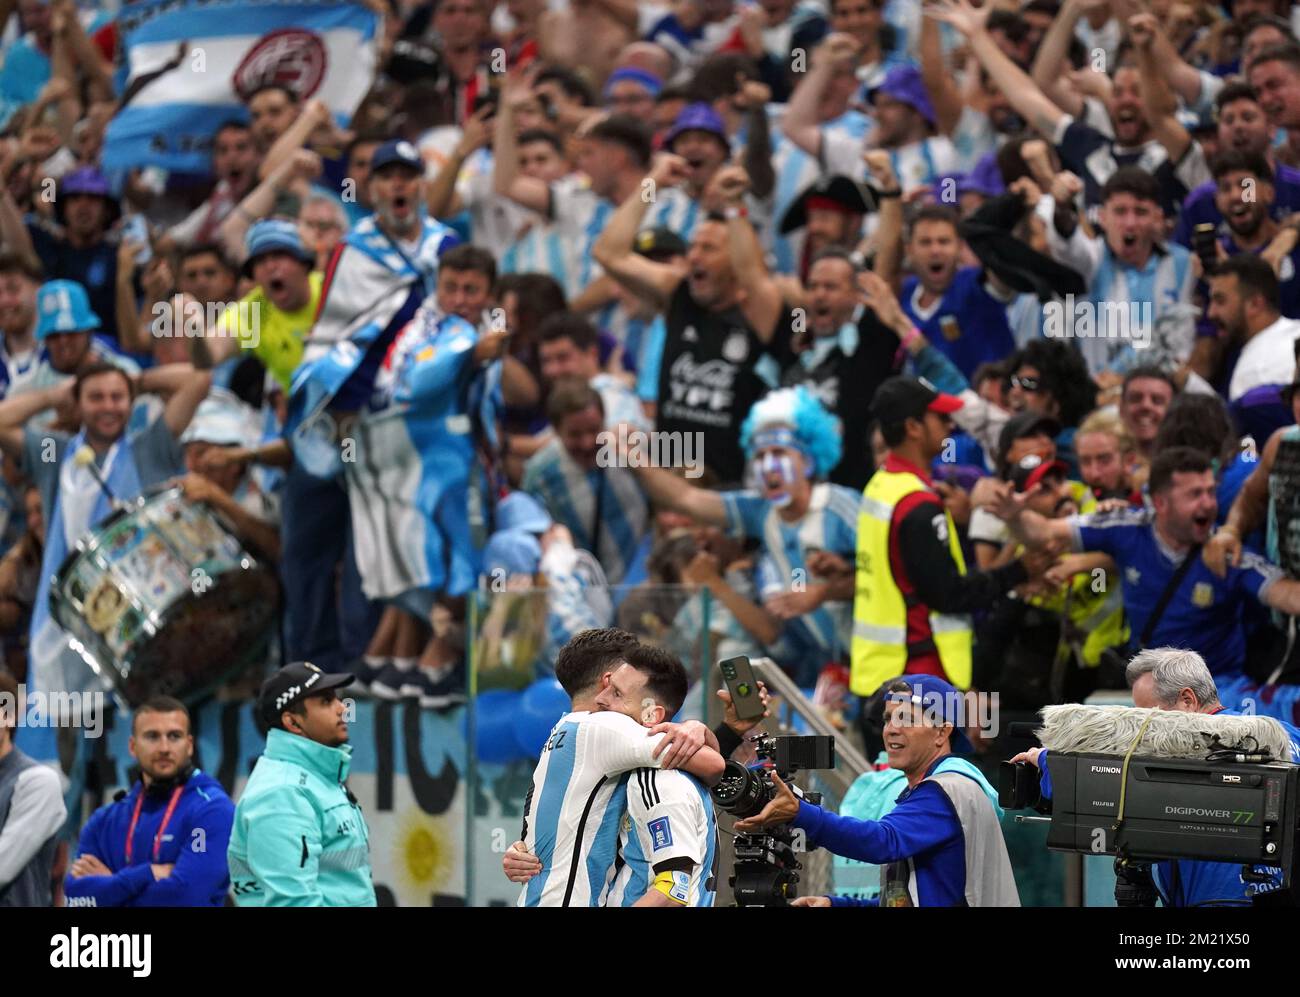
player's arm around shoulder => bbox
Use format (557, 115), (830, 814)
(590, 711), (726, 783)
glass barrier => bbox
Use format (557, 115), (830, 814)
(51, 582), (1061, 906)
(461, 583), (870, 906)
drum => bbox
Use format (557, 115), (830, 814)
(50, 485), (279, 705)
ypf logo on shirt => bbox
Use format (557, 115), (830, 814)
(648, 816), (673, 851)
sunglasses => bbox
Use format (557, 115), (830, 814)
(1010, 374), (1042, 393)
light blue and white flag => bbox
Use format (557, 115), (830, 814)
(103, 0), (378, 174)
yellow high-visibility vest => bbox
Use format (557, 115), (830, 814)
(850, 467), (972, 695)
(1025, 482), (1128, 667)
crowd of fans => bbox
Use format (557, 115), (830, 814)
(1, 0), (1300, 744)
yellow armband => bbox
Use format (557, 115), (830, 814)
(652, 870), (691, 905)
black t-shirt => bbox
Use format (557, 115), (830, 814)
(1056, 119), (1187, 221)
(781, 309), (901, 491)
(657, 284), (791, 484)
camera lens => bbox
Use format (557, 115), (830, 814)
(711, 761), (772, 819)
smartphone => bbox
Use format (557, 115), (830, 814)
(122, 214), (151, 266)
(1193, 222), (1218, 272)
(719, 655), (765, 722)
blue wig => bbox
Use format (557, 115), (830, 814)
(739, 386), (843, 480)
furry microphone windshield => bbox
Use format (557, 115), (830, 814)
(1037, 704), (1294, 763)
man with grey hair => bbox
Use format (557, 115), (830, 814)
(1013, 646), (1300, 906)
(1125, 647), (1223, 714)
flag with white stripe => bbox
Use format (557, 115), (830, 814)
(103, 0), (378, 173)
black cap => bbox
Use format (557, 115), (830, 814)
(1008, 453), (1069, 492)
(870, 375), (963, 425)
(779, 174), (876, 235)
(996, 411), (1061, 470)
(634, 226), (687, 259)
(259, 662), (354, 729)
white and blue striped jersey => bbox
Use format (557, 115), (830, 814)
(541, 176), (613, 301)
(0, 336), (41, 399)
(518, 710), (670, 907)
(500, 216), (571, 290)
(766, 106), (872, 275)
(1037, 196), (1197, 377)
(516, 177), (701, 319)
(724, 481), (860, 656)
(822, 127), (958, 196)
(644, 186), (704, 245)
(521, 439), (649, 586)
(949, 106), (999, 174)
(341, 306), (480, 601)
(456, 147), (536, 258)
(605, 767), (719, 907)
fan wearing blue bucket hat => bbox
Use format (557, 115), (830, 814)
(783, 34), (958, 195)
(735, 674), (1020, 907)
(15, 167), (124, 341)
(21, 280), (141, 416)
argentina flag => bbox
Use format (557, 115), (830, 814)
(102, 0), (379, 174)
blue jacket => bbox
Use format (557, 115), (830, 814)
(794, 756), (1001, 907)
(64, 771), (234, 907)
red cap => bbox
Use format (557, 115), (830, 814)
(927, 392), (964, 415)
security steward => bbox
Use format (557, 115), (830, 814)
(850, 376), (1034, 696)
(227, 661), (377, 907)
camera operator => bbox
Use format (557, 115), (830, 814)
(1012, 647), (1300, 906)
(735, 675), (1020, 907)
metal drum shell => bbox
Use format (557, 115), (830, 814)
(50, 485), (279, 705)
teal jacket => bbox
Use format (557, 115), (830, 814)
(227, 729), (377, 907)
